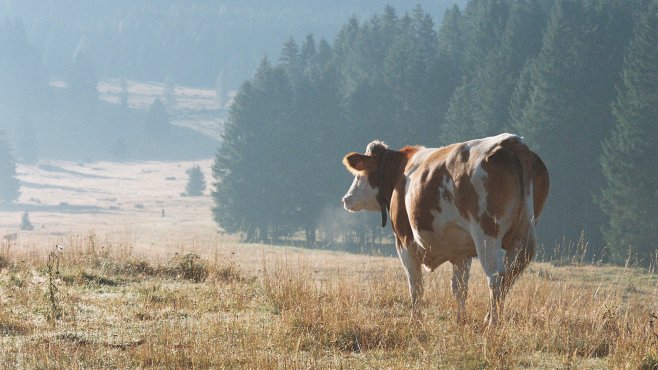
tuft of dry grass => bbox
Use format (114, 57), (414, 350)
(0, 233), (656, 368)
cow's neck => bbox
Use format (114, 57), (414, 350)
(377, 147), (417, 228)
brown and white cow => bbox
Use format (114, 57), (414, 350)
(342, 134), (549, 326)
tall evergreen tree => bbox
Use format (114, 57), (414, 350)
(212, 58), (295, 242)
(300, 34), (317, 72)
(68, 44), (99, 109)
(440, 0), (547, 143)
(185, 165), (206, 196)
(0, 132), (20, 204)
(508, 1), (634, 250)
(145, 98), (170, 137)
(598, 2), (658, 262)
(279, 37), (301, 85)
(0, 19), (48, 112)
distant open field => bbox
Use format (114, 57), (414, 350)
(1, 159), (216, 260)
(98, 80), (227, 141)
(1, 159), (657, 368)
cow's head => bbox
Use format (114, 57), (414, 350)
(341, 141), (388, 213)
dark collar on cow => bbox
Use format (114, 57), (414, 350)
(376, 149), (390, 228)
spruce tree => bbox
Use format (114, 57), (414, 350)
(20, 211), (33, 231)
(598, 3), (658, 262)
(0, 132), (20, 204)
(508, 1), (629, 249)
(68, 45), (98, 110)
(185, 165), (206, 197)
(212, 58), (295, 242)
(146, 98), (170, 137)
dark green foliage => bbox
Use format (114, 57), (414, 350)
(212, 2), (655, 260)
(440, 0), (546, 143)
(509, 0), (638, 250)
(213, 58), (297, 242)
(0, 133), (20, 204)
(598, 3), (658, 262)
(185, 165), (206, 197)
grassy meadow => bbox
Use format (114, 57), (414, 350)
(0, 159), (657, 368)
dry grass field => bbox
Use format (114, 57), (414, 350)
(1, 159), (657, 368)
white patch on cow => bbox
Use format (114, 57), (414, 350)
(342, 174), (380, 212)
(465, 133), (519, 157)
(397, 245), (423, 308)
(469, 222), (506, 277)
(409, 174), (473, 269)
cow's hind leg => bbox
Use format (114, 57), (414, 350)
(503, 225), (536, 295)
(396, 240), (423, 320)
(471, 226), (506, 327)
(451, 257), (472, 323)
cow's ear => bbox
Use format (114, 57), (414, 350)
(343, 152), (371, 175)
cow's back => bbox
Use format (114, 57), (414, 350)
(402, 134), (546, 269)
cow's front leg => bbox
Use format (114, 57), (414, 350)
(451, 257), (472, 323)
(396, 241), (423, 320)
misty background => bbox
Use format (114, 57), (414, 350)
(0, 0), (655, 264)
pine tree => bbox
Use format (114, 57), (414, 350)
(212, 80), (260, 239)
(0, 19), (48, 112)
(20, 211), (34, 231)
(470, 0), (546, 137)
(146, 98), (170, 137)
(212, 58), (296, 242)
(300, 34), (317, 72)
(279, 37), (301, 86)
(598, 3), (658, 262)
(440, 0), (547, 143)
(0, 132), (20, 204)
(508, 1), (625, 248)
(440, 78), (479, 144)
(185, 165), (206, 196)
(68, 43), (98, 110)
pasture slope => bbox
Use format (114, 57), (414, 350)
(0, 159), (657, 368)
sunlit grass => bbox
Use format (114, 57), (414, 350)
(1, 233), (656, 368)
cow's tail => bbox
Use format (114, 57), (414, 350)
(498, 136), (544, 288)
(530, 151), (549, 225)
(507, 139), (549, 227)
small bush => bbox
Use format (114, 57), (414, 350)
(639, 353), (658, 370)
(211, 263), (245, 283)
(20, 212), (34, 231)
(161, 253), (208, 282)
(61, 270), (122, 287)
(101, 258), (155, 276)
(185, 165), (206, 196)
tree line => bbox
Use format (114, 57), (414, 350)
(0, 18), (218, 163)
(212, 0), (657, 263)
(1, 0), (460, 89)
